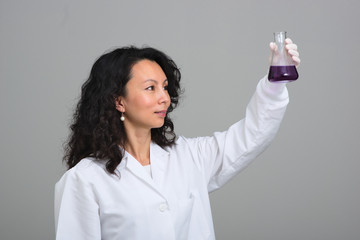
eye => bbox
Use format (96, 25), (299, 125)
(146, 86), (154, 91)
(163, 85), (168, 91)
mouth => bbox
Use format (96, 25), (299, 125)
(155, 110), (167, 117)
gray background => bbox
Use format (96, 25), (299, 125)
(1, 0), (359, 239)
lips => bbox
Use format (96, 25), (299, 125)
(155, 110), (167, 117)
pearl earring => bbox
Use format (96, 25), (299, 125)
(120, 113), (125, 121)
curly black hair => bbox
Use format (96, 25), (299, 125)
(63, 46), (182, 174)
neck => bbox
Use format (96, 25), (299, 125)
(124, 126), (151, 166)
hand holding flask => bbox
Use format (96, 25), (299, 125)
(268, 32), (299, 83)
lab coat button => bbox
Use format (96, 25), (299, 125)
(159, 203), (168, 212)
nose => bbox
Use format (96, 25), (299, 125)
(158, 88), (170, 105)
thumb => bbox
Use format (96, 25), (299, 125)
(269, 42), (277, 51)
(269, 42), (277, 65)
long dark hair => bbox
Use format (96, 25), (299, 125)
(63, 46), (182, 174)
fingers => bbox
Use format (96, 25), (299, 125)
(269, 38), (301, 67)
(288, 49), (299, 57)
(289, 48), (300, 67)
(269, 42), (277, 51)
(292, 56), (301, 67)
(270, 40), (297, 52)
(285, 38), (298, 54)
(285, 38), (300, 67)
(285, 38), (293, 44)
(285, 42), (298, 51)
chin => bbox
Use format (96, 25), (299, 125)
(152, 121), (165, 129)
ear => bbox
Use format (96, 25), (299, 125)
(115, 96), (126, 113)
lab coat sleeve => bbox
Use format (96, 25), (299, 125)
(54, 165), (101, 240)
(190, 76), (289, 192)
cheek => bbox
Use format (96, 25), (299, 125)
(141, 96), (155, 107)
(131, 95), (154, 109)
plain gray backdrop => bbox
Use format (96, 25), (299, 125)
(1, 0), (359, 239)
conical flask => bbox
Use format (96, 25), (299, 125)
(268, 31), (298, 82)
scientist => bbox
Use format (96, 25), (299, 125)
(55, 39), (300, 239)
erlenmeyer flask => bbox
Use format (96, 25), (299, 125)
(268, 31), (298, 82)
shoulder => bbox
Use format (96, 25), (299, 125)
(165, 135), (218, 154)
(73, 157), (106, 175)
(167, 135), (194, 150)
(56, 158), (107, 186)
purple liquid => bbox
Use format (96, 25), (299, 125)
(268, 65), (299, 82)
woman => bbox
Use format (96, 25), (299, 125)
(55, 40), (300, 239)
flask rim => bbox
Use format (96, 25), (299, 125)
(273, 31), (287, 38)
(273, 31), (287, 34)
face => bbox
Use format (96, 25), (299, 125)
(116, 60), (170, 132)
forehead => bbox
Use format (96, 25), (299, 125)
(130, 59), (166, 81)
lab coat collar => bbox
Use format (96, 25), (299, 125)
(150, 141), (169, 170)
(116, 142), (169, 169)
(116, 142), (170, 199)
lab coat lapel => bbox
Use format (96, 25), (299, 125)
(124, 145), (169, 199)
(150, 142), (170, 188)
(125, 153), (154, 185)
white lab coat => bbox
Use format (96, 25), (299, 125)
(54, 77), (289, 240)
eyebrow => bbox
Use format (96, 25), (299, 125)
(144, 79), (168, 84)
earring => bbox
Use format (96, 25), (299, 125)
(120, 113), (125, 121)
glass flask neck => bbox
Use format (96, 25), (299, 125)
(274, 31), (287, 44)
(274, 32), (286, 52)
